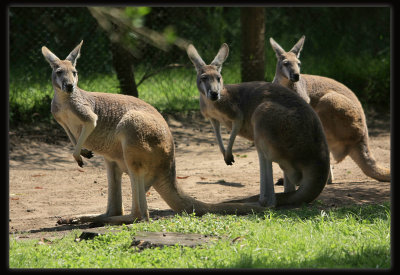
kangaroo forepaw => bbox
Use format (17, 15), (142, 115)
(77, 159), (84, 167)
(73, 155), (84, 167)
(81, 149), (94, 159)
(224, 154), (235, 165)
(275, 178), (284, 185)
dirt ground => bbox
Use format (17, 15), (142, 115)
(9, 110), (391, 239)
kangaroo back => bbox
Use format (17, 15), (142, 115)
(42, 41), (274, 225)
(270, 36), (390, 183)
(188, 43), (330, 207)
(250, 83), (330, 206)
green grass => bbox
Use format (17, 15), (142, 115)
(9, 64), (241, 125)
(9, 73), (121, 124)
(9, 50), (389, 125)
(135, 66), (199, 112)
(9, 202), (391, 269)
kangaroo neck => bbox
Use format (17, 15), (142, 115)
(218, 85), (235, 102)
(53, 85), (91, 104)
(272, 67), (295, 89)
(216, 86), (238, 110)
(200, 86), (235, 114)
(213, 86), (240, 119)
(273, 70), (310, 104)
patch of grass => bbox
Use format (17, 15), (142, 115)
(9, 72), (120, 124)
(136, 66), (199, 112)
(9, 202), (391, 269)
(9, 64), (241, 125)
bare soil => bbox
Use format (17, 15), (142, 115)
(9, 110), (391, 239)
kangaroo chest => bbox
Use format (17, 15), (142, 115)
(200, 98), (254, 141)
(200, 99), (232, 128)
(51, 94), (125, 158)
(51, 99), (86, 140)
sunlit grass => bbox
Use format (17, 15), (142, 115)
(9, 203), (390, 269)
(9, 63), (243, 125)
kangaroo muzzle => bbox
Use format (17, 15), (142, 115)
(63, 82), (74, 93)
(290, 73), (300, 82)
(207, 90), (220, 101)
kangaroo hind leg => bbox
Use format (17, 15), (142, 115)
(257, 148), (276, 207)
(224, 149), (276, 206)
(283, 171), (297, 192)
(127, 169), (150, 221)
(104, 159), (124, 216)
(121, 139), (150, 222)
(64, 160), (152, 225)
(57, 159), (125, 225)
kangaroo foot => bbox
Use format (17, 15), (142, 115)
(258, 196), (276, 207)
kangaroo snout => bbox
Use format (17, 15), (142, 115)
(208, 90), (220, 101)
(63, 82), (74, 93)
(290, 73), (300, 82)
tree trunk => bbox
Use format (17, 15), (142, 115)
(240, 7), (265, 82)
(111, 42), (139, 97)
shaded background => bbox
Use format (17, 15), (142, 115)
(9, 6), (390, 125)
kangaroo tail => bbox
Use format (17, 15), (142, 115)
(275, 162), (329, 207)
(155, 181), (267, 216)
(349, 135), (390, 182)
(152, 161), (268, 216)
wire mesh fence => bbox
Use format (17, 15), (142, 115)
(9, 7), (247, 123)
(9, 6), (390, 124)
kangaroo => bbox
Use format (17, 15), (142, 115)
(270, 36), (390, 182)
(42, 41), (273, 225)
(187, 43), (330, 207)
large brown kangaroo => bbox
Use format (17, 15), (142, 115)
(270, 36), (390, 183)
(187, 43), (330, 207)
(41, 41), (273, 225)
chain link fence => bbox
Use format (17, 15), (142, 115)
(9, 7), (247, 124)
(9, 6), (390, 124)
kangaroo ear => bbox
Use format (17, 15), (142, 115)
(290, 35), (305, 58)
(66, 40), (83, 67)
(211, 43), (229, 73)
(42, 46), (60, 69)
(269, 37), (286, 58)
(187, 44), (206, 73)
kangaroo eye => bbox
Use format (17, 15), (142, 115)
(298, 62), (301, 67)
(216, 76), (221, 82)
(283, 61), (289, 66)
(73, 71), (77, 77)
(200, 75), (208, 81)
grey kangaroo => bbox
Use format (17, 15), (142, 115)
(187, 43), (330, 207)
(270, 36), (390, 183)
(42, 41), (277, 225)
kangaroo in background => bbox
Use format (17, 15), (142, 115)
(42, 41), (275, 225)
(270, 36), (390, 183)
(187, 43), (330, 207)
